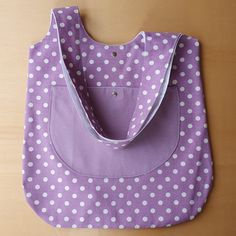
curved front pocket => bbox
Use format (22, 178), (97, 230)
(49, 85), (180, 178)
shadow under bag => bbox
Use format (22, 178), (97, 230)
(22, 5), (213, 228)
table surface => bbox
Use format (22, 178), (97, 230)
(0, 0), (236, 235)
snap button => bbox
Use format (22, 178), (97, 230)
(112, 90), (118, 96)
(112, 51), (117, 57)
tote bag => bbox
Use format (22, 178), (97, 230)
(22, 6), (213, 228)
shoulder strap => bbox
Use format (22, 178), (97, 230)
(52, 6), (183, 149)
(127, 32), (183, 139)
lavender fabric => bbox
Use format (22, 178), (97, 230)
(49, 85), (179, 177)
(22, 5), (213, 228)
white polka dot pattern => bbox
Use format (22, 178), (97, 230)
(22, 6), (213, 228)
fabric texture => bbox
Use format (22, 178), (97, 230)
(22, 5), (213, 228)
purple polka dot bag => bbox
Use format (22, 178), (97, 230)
(22, 5), (213, 229)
